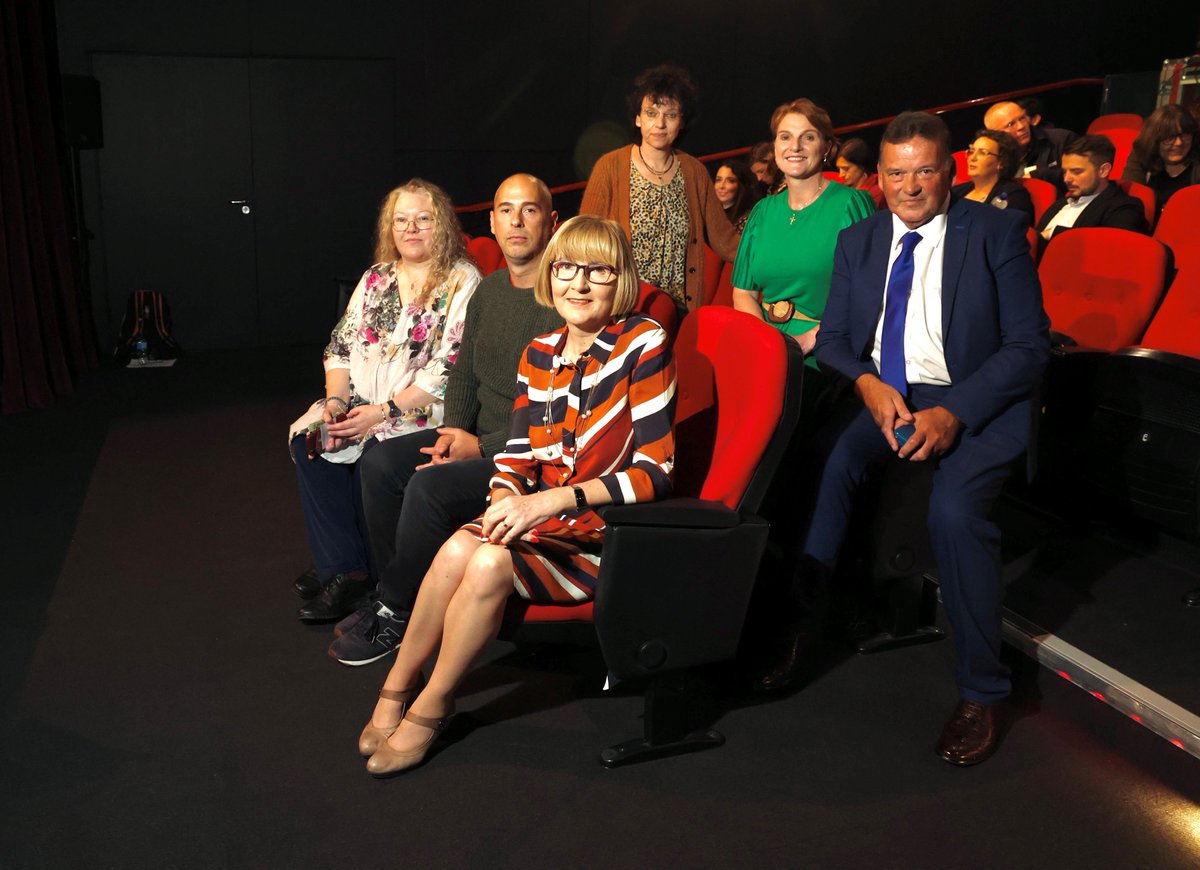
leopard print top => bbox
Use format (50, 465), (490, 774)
(628, 160), (689, 305)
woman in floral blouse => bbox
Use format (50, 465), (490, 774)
(288, 179), (480, 621)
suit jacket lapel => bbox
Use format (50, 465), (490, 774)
(941, 201), (970, 338)
(860, 215), (893, 358)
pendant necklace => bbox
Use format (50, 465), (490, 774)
(788, 181), (825, 225)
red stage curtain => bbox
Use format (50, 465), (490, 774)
(0, 0), (97, 412)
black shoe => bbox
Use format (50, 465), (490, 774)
(293, 568), (321, 600)
(328, 602), (410, 666)
(1184, 586), (1200, 607)
(297, 573), (373, 623)
(753, 557), (831, 693)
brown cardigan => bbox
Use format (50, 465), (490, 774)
(580, 144), (740, 311)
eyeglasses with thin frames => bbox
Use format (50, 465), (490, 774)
(392, 214), (434, 231)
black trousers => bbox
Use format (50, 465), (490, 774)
(358, 430), (493, 612)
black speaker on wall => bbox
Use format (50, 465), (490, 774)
(61, 74), (103, 149)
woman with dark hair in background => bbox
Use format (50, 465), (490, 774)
(835, 137), (884, 210)
(287, 179), (480, 622)
(749, 140), (782, 195)
(951, 129), (1035, 226)
(581, 64), (739, 316)
(1122, 104), (1200, 220)
(358, 216), (676, 776)
(712, 158), (762, 233)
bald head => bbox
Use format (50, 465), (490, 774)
(984, 101), (1031, 148)
(490, 174), (558, 277)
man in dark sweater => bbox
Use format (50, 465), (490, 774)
(328, 174), (562, 665)
(984, 100), (1078, 193)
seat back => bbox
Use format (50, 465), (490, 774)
(1038, 228), (1169, 350)
(823, 170), (843, 183)
(952, 150), (969, 184)
(1087, 113), (1144, 134)
(1114, 179), (1156, 230)
(1020, 177), (1058, 227)
(465, 236), (504, 275)
(1140, 266), (1200, 358)
(711, 260), (736, 308)
(1154, 185), (1200, 275)
(671, 307), (797, 511)
(635, 281), (679, 345)
(1103, 128), (1138, 180)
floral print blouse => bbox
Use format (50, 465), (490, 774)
(323, 258), (480, 442)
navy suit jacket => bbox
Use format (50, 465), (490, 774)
(815, 198), (1050, 439)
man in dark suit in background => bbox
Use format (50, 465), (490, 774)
(1037, 134), (1149, 242)
(802, 111), (1051, 765)
(985, 99), (1077, 192)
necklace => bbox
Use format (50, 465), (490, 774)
(788, 181), (826, 224)
(543, 347), (601, 434)
(636, 145), (676, 181)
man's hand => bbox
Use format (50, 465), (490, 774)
(897, 405), (962, 461)
(416, 427), (482, 469)
(855, 374), (914, 452)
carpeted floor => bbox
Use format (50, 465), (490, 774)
(3, 349), (1198, 869)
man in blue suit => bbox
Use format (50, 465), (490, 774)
(806, 112), (1050, 764)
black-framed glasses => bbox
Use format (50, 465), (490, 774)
(392, 214), (434, 231)
(550, 260), (618, 284)
(1160, 132), (1192, 145)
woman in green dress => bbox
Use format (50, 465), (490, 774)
(732, 98), (874, 371)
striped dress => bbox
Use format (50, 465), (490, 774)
(462, 313), (676, 604)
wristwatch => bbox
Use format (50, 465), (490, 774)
(386, 399), (402, 419)
(572, 486), (588, 511)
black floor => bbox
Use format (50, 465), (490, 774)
(3, 349), (1199, 869)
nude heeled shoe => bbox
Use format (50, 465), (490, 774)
(366, 706), (454, 778)
(357, 674), (425, 757)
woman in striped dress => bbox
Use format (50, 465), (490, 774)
(359, 216), (676, 777)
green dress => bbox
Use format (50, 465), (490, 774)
(731, 182), (875, 368)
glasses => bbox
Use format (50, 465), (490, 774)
(550, 260), (618, 284)
(392, 214), (434, 231)
(966, 146), (1000, 158)
(643, 108), (681, 123)
(1160, 132), (1192, 145)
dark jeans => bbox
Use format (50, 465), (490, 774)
(290, 434), (379, 582)
(358, 432), (494, 612)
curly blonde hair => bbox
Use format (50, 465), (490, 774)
(373, 179), (468, 299)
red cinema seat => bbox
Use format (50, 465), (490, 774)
(1103, 128), (1138, 180)
(1115, 179), (1156, 231)
(1087, 113), (1144, 134)
(634, 281), (679, 345)
(701, 244), (724, 306)
(1020, 177), (1058, 228)
(1154, 185), (1200, 275)
(1140, 266), (1200, 358)
(504, 307), (804, 764)
(952, 150), (969, 184)
(1038, 228), (1169, 350)
(465, 236), (504, 275)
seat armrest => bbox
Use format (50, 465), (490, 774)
(597, 498), (740, 529)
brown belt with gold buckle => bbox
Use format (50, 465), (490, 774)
(762, 300), (820, 325)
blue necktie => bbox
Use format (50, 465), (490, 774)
(880, 231), (922, 394)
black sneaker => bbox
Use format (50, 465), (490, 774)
(333, 592), (381, 638)
(328, 602), (409, 666)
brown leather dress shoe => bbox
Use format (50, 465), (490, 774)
(936, 699), (1001, 766)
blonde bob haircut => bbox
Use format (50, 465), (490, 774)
(373, 178), (468, 301)
(533, 216), (640, 318)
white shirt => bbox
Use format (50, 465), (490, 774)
(1040, 190), (1100, 240)
(871, 208), (952, 387)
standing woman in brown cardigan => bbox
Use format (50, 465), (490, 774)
(580, 64), (739, 316)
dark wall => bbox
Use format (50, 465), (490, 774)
(56, 0), (1200, 348)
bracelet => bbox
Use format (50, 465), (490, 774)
(324, 396), (348, 410)
(478, 440), (486, 458)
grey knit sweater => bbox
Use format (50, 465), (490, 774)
(443, 269), (563, 458)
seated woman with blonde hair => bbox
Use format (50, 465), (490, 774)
(288, 179), (479, 622)
(358, 215), (676, 777)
